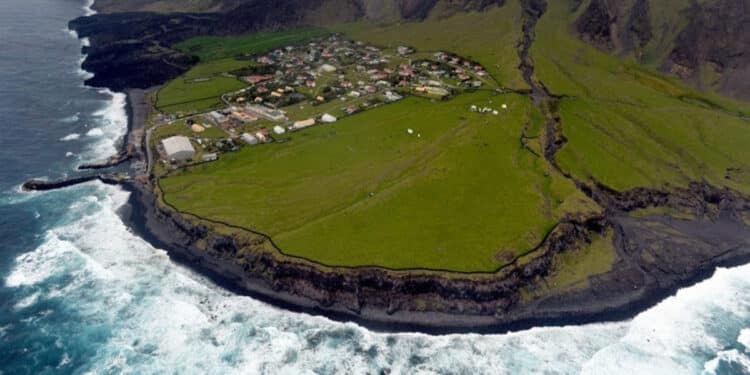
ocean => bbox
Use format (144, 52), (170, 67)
(1, 0), (749, 373)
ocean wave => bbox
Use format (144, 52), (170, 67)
(83, 0), (96, 16)
(85, 128), (104, 137)
(4, 183), (750, 373)
(61, 113), (80, 123)
(60, 133), (81, 141)
(82, 89), (127, 159)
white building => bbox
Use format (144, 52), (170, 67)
(385, 91), (403, 102)
(320, 113), (337, 123)
(273, 125), (286, 134)
(161, 136), (195, 161)
(241, 133), (259, 145)
(292, 118), (316, 130)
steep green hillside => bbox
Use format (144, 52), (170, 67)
(532, 1), (750, 193)
(334, 4), (528, 90)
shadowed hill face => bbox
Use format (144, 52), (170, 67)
(73, 0), (750, 100)
(91, 0), (506, 20)
(571, 0), (750, 99)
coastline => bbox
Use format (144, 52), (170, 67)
(59, 1), (750, 334)
(115, 154), (750, 333)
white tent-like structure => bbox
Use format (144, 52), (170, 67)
(161, 136), (195, 161)
(320, 113), (337, 123)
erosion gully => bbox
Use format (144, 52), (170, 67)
(517, 0), (750, 317)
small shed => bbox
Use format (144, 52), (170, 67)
(293, 118), (316, 130)
(161, 136), (195, 161)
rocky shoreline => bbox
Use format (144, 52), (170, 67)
(42, 0), (750, 334)
(23, 65), (750, 335)
(114, 146), (750, 333)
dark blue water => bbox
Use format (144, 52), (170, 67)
(1, 0), (750, 373)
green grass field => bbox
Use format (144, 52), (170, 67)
(161, 92), (594, 271)
(156, 58), (248, 114)
(175, 27), (329, 62)
(157, 28), (328, 115)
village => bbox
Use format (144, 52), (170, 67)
(155, 34), (502, 165)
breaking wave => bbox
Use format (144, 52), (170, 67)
(3, 182), (750, 374)
(60, 133), (80, 141)
(83, 89), (126, 158)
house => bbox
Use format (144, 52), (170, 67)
(244, 75), (273, 84)
(190, 124), (205, 133)
(273, 125), (286, 134)
(320, 113), (337, 123)
(292, 118), (316, 130)
(425, 87), (450, 98)
(255, 127), (270, 142)
(241, 133), (259, 145)
(162, 136), (195, 161)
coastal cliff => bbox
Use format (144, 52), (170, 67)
(55, 0), (750, 332)
(117, 178), (750, 333)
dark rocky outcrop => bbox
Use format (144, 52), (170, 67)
(666, 0), (750, 99)
(569, 0), (749, 99)
(574, 0), (616, 50)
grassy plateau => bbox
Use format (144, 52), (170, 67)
(154, 1), (749, 275)
(161, 92), (593, 271)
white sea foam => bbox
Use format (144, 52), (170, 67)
(61, 113), (80, 123)
(83, 0), (96, 16)
(739, 328), (750, 349)
(6, 181), (750, 373)
(83, 89), (127, 159)
(13, 291), (41, 310)
(60, 133), (80, 141)
(703, 349), (750, 374)
(85, 128), (103, 137)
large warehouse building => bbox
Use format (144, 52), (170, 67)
(161, 135), (195, 161)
